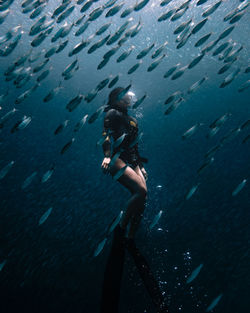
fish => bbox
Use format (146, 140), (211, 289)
(80, 0), (94, 13)
(219, 127), (241, 144)
(103, 45), (120, 59)
(54, 120), (69, 135)
(0, 25), (21, 44)
(22, 171), (38, 189)
(60, 138), (76, 155)
(52, 1), (70, 18)
(57, 5), (75, 23)
(229, 10), (246, 24)
(36, 67), (51, 83)
(31, 27), (53, 47)
(0, 160), (14, 180)
(164, 91), (182, 105)
(106, 2), (124, 17)
(87, 35), (110, 54)
(41, 165), (55, 183)
(15, 83), (39, 104)
(242, 134), (250, 144)
(88, 6), (105, 22)
(11, 115), (32, 133)
(176, 23), (192, 42)
(197, 0), (209, 5)
(171, 65), (188, 80)
(117, 45), (135, 63)
(209, 113), (231, 129)
(130, 20), (143, 38)
(191, 18), (208, 35)
(93, 238), (107, 257)
(197, 157), (215, 175)
(0, 8), (10, 24)
(39, 207), (53, 225)
(185, 184), (199, 200)
(129, 132), (143, 148)
(239, 119), (250, 131)
(160, 0), (172, 6)
(194, 32), (212, 47)
(212, 40), (232, 56)
(186, 264), (203, 283)
(120, 5), (134, 18)
(176, 33), (191, 49)
(187, 76), (208, 94)
(164, 97), (184, 115)
(218, 43), (236, 61)
(170, 7), (188, 22)
(134, 0), (150, 12)
(0, 89), (9, 106)
(107, 211), (124, 234)
(96, 77), (110, 91)
(66, 94), (84, 112)
(56, 39), (69, 54)
(106, 74), (119, 89)
(88, 106), (106, 124)
(206, 294), (223, 312)
(30, 4), (45, 19)
(182, 123), (203, 139)
(97, 57), (110, 70)
(201, 39), (219, 54)
(158, 8), (176, 22)
(22, 0), (34, 8)
(68, 36), (92, 56)
(113, 133), (127, 149)
(104, 0), (117, 9)
(33, 58), (49, 73)
(151, 41), (168, 59)
(60, 22), (74, 38)
(44, 46), (57, 58)
(95, 22), (111, 36)
(173, 19), (192, 35)
(219, 68), (240, 88)
(107, 18), (133, 45)
(118, 33), (130, 46)
(238, 80), (250, 92)
(163, 63), (180, 78)
(218, 25), (235, 41)
(224, 45), (243, 63)
(132, 94), (147, 109)
(147, 54), (166, 72)
(62, 59), (78, 77)
(217, 61), (236, 75)
(128, 60), (142, 74)
(0, 260), (7, 271)
(232, 179), (247, 196)
(75, 21), (90, 36)
(85, 88), (98, 103)
(113, 165), (128, 180)
(204, 144), (222, 159)
(188, 53), (205, 69)
(74, 114), (88, 132)
(202, 0), (223, 18)
(29, 16), (47, 36)
(137, 43), (155, 59)
(149, 210), (163, 230)
(0, 33), (22, 56)
(28, 50), (42, 63)
(74, 14), (85, 26)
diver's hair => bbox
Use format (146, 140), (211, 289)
(107, 87), (125, 107)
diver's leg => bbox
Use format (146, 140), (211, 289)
(109, 158), (147, 236)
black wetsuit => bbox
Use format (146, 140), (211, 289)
(102, 107), (145, 169)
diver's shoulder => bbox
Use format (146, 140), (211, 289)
(105, 108), (121, 117)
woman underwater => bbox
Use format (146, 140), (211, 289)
(101, 87), (148, 239)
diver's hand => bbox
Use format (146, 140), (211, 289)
(101, 157), (111, 173)
(141, 167), (148, 181)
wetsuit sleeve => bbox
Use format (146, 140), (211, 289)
(102, 109), (117, 158)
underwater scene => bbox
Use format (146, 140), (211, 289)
(0, 0), (249, 312)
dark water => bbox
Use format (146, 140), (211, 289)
(0, 0), (249, 312)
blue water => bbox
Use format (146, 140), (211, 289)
(0, 0), (249, 312)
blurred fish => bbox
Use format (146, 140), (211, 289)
(130, 20), (143, 38)
(97, 57), (110, 70)
(75, 21), (90, 36)
(62, 59), (78, 76)
(188, 53), (205, 69)
(36, 67), (51, 83)
(117, 45), (135, 63)
(107, 211), (124, 234)
(41, 165), (55, 183)
(30, 4), (45, 19)
(60, 22), (74, 38)
(218, 25), (235, 41)
(210, 113), (231, 129)
(113, 133), (127, 149)
(88, 35), (110, 53)
(88, 106), (106, 124)
(219, 68), (240, 88)
(22, 0), (33, 8)
(176, 33), (191, 49)
(182, 123), (203, 139)
(60, 138), (75, 154)
(191, 18), (208, 35)
(163, 63), (180, 78)
(96, 77), (110, 91)
(186, 264), (203, 284)
(33, 58), (49, 73)
(22, 171), (37, 189)
(158, 8), (175, 22)
(170, 7), (188, 22)
(242, 134), (250, 144)
(202, 0), (223, 18)
(29, 50), (42, 63)
(0, 89), (8, 106)
(57, 5), (75, 23)
(85, 88), (98, 103)
(206, 294), (223, 312)
(132, 94), (147, 109)
(137, 43), (155, 59)
(229, 10), (246, 24)
(88, 6), (105, 21)
(0, 160), (14, 180)
(151, 41), (168, 59)
(0, 25), (21, 43)
(147, 54), (166, 72)
(217, 61), (236, 74)
(11, 115), (32, 133)
(239, 119), (250, 131)
(176, 23), (192, 43)
(160, 0), (172, 6)
(238, 80), (250, 92)
(56, 39), (69, 53)
(197, 157), (214, 175)
(174, 19), (192, 35)
(204, 144), (221, 159)
(31, 27), (53, 47)
(149, 210), (163, 230)
(108, 74), (120, 88)
(95, 22), (111, 36)
(66, 94), (84, 112)
(197, 0), (209, 5)
(68, 36), (93, 56)
(64, 64), (79, 80)
(104, 0), (117, 9)
(52, 1), (70, 18)
(74, 114), (88, 132)
(218, 43), (236, 61)
(0, 260), (7, 271)
(0, 8), (10, 25)
(194, 32), (212, 47)
(74, 14), (85, 26)
(103, 45), (120, 59)
(54, 120), (69, 135)
(105, 2), (124, 17)
(93, 238), (107, 257)
(164, 97), (184, 115)
(134, 0), (150, 12)
(224, 45), (243, 63)
(15, 83), (39, 104)
(128, 60), (142, 74)
(187, 76), (208, 94)
(185, 184), (199, 200)
(120, 5), (134, 18)
(219, 127), (241, 144)
(118, 33), (130, 46)
(39, 207), (53, 225)
(0, 33), (22, 56)
(164, 90), (182, 105)
(44, 46), (57, 58)
(113, 165), (128, 180)
(80, 0), (94, 13)
(212, 40), (232, 56)
(171, 65), (188, 80)
(201, 39), (219, 54)
(107, 18), (133, 45)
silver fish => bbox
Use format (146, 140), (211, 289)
(232, 179), (247, 196)
(206, 294), (223, 312)
(29, 4), (45, 19)
(75, 21), (90, 36)
(22, 171), (37, 189)
(97, 58), (110, 70)
(151, 41), (168, 59)
(164, 90), (182, 105)
(218, 25), (235, 41)
(197, 157), (214, 174)
(80, 0), (94, 13)
(147, 54), (166, 72)
(117, 45), (135, 63)
(52, 1), (70, 18)
(202, 0), (222, 18)
(134, 0), (150, 12)
(15, 83), (39, 104)
(88, 106), (105, 124)
(74, 114), (88, 132)
(209, 112), (231, 129)
(0, 160), (14, 180)
(37, 67), (51, 83)
(57, 6), (75, 23)
(149, 210), (163, 230)
(31, 27), (53, 47)
(188, 53), (205, 69)
(11, 115), (32, 133)
(217, 61), (236, 75)
(56, 39), (69, 54)
(85, 88), (98, 103)
(163, 63), (180, 78)
(113, 133), (127, 149)
(174, 19), (192, 35)
(212, 40), (232, 56)
(88, 6), (105, 22)
(120, 5), (134, 18)
(105, 2), (124, 17)
(107, 211), (124, 234)
(41, 165), (55, 183)
(128, 60), (142, 74)
(201, 39), (219, 54)
(104, 0), (117, 9)
(170, 7), (188, 22)
(96, 77), (110, 91)
(137, 43), (155, 59)
(238, 80), (250, 92)
(60, 138), (75, 154)
(88, 34), (110, 54)
(158, 8), (175, 22)
(54, 120), (69, 135)
(185, 184), (199, 200)
(108, 74), (120, 88)
(0, 260), (7, 271)
(194, 32), (212, 47)
(182, 123), (203, 139)
(176, 33), (191, 49)
(33, 58), (49, 73)
(171, 65), (188, 80)
(68, 36), (92, 56)
(44, 46), (57, 58)
(219, 68), (240, 88)
(39, 207), (53, 225)
(132, 94), (147, 109)
(186, 264), (203, 283)
(0, 8), (10, 24)
(191, 18), (208, 35)
(66, 94), (84, 112)
(187, 76), (208, 94)
(160, 0), (172, 6)
(93, 238), (107, 257)
(229, 10), (246, 24)
(95, 22), (111, 36)
(74, 14), (85, 26)
(62, 59), (78, 76)
(103, 45), (120, 59)
(164, 97), (184, 115)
